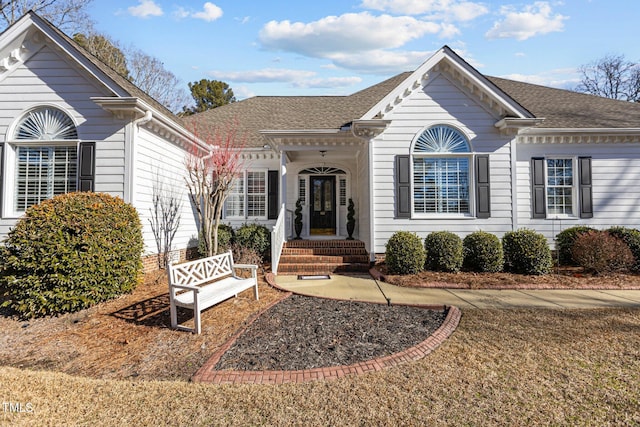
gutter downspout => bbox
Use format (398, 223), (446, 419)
(127, 111), (153, 205)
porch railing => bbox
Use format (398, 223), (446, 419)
(271, 204), (288, 274)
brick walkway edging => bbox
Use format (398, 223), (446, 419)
(191, 274), (462, 385)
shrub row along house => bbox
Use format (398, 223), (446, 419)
(1, 12), (640, 272)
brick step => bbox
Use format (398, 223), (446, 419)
(277, 262), (371, 275)
(279, 254), (370, 264)
(282, 247), (369, 256)
(284, 239), (365, 249)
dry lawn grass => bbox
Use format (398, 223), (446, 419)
(2, 307), (639, 426)
(0, 270), (286, 381)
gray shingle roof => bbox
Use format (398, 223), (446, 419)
(488, 76), (640, 129)
(183, 73), (411, 147)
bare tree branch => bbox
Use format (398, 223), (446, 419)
(575, 54), (640, 102)
(0, 0), (93, 34)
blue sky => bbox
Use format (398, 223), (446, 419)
(88, 1), (638, 99)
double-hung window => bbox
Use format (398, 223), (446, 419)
(531, 156), (593, 219)
(224, 170), (268, 219)
(3, 107), (80, 217)
(412, 125), (472, 216)
(546, 158), (574, 216)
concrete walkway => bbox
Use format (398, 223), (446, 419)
(274, 274), (640, 309)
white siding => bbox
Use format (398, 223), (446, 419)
(0, 45), (126, 239)
(134, 128), (200, 256)
(517, 142), (640, 245)
(370, 73), (515, 254)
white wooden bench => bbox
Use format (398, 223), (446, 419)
(167, 251), (259, 334)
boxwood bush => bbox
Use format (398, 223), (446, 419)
(385, 231), (425, 275)
(235, 223), (271, 260)
(555, 226), (596, 266)
(572, 230), (634, 275)
(502, 228), (552, 275)
(198, 223), (235, 256)
(424, 231), (463, 272)
(0, 192), (143, 318)
(607, 226), (640, 271)
(462, 231), (504, 273)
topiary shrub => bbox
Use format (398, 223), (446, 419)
(0, 192), (143, 318)
(424, 231), (463, 272)
(607, 226), (640, 271)
(385, 231), (425, 275)
(572, 230), (634, 275)
(502, 228), (552, 275)
(235, 223), (271, 260)
(462, 231), (504, 273)
(198, 223), (235, 257)
(555, 226), (596, 266)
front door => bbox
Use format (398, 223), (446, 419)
(310, 176), (336, 235)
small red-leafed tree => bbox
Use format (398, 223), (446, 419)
(185, 120), (246, 257)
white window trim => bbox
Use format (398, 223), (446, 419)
(223, 169), (269, 221)
(410, 152), (475, 219)
(3, 140), (79, 218)
(544, 156), (578, 219)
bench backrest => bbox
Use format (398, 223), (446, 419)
(168, 251), (235, 288)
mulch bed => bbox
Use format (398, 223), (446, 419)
(215, 294), (448, 371)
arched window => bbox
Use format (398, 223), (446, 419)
(412, 125), (471, 215)
(7, 107), (79, 213)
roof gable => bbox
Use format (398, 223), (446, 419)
(361, 46), (534, 121)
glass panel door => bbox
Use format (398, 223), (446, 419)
(309, 176), (336, 235)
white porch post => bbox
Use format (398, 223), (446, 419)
(280, 149), (287, 215)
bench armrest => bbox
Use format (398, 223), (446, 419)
(233, 264), (258, 270)
(169, 283), (201, 293)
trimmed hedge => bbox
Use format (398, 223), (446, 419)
(607, 226), (640, 271)
(424, 231), (463, 273)
(462, 231), (504, 273)
(0, 193), (143, 318)
(502, 228), (552, 275)
(572, 231), (634, 275)
(556, 226), (596, 266)
(235, 223), (271, 260)
(385, 231), (425, 275)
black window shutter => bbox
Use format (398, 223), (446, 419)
(475, 154), (491, 218)
(268, 170), (279, 219)
(531, 157), (546, 219)
(78, 142), (95, 192)
(395, 155), (411, 218)
(578, 157), (593, 218)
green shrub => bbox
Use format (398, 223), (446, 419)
(555, 226), (596, 266)
(424, 231), (463, 273)
(607, 226), (640, 271)
(572, 231), (634, 275)
(198, 223), (235, 256)
(0, 192), (143, 318)
(385, 231), (425, 275)
(235, 223), (271, 260)
(462, 231), (504, 273)
(502, 228), (552, 275)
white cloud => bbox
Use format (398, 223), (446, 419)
(485, 2), (568, 41)
(360, 0), (489, 21)
(259, 12), (446, 58)
(208, 68), (362, 90)
(328, 49), (436, 74)
(500, 68), (579, 89)
(192, 2), (223, 22)
(128, 0), (163, 18)
(293, 76), (363, 89)
(208, 68), (317, 83)
(233, 86), (255, 100)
